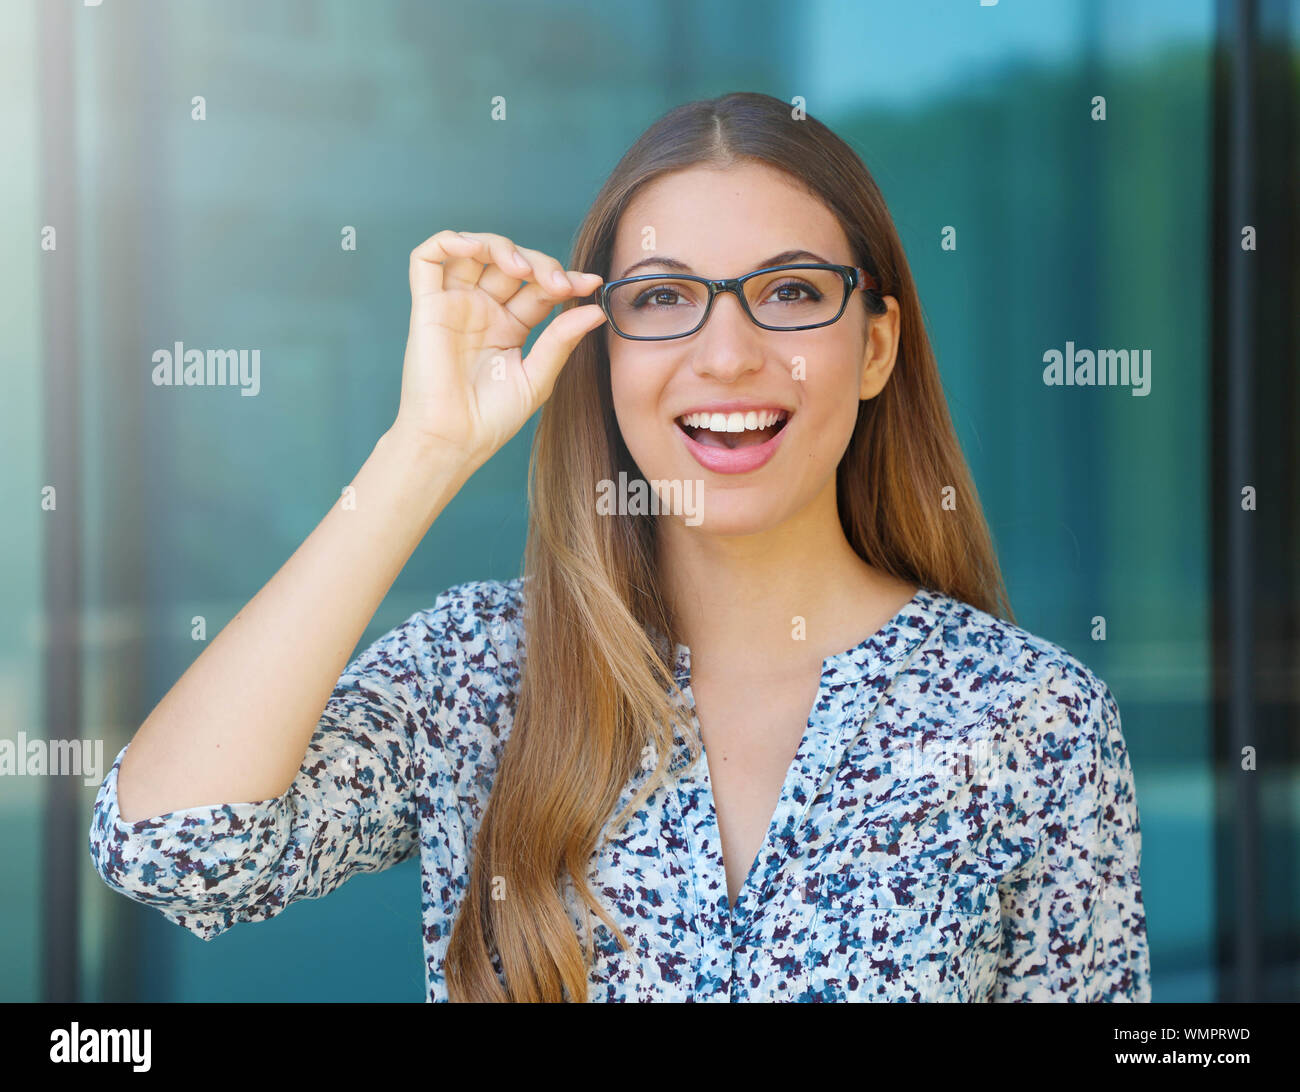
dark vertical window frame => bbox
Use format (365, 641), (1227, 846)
(1212, 0), (1300, 1003)
(37, 0), (82, 1003)
(1251, 0), (1300, 1001)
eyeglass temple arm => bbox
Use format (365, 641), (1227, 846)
(855, 266), (881, 293)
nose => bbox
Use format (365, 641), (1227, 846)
(689, 286), (763, 381)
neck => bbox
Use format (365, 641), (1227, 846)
(656, 480), (917, 679)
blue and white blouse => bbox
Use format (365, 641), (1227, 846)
(88, 579), (1152, 1002)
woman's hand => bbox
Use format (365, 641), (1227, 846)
(393, 229), (607, 470)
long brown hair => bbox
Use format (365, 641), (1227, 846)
(443, 91), (1014, 1001)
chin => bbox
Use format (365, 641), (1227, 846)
(668, 497), (786, 537)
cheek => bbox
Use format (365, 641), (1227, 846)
(608, 356), (665, 451)
(801, 360), (864, 438)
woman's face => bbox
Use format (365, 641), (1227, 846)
(606, 161), (899, 537)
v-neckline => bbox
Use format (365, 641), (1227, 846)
(665, 585), (941, 930)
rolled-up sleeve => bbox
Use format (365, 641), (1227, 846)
(994, 669), (1152, 1002)
(88, 615), (428, 941)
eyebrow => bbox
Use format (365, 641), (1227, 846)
(615, 249), (832, 280)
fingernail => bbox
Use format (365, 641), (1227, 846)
(512, 250), (528, 269)
(551, 271), (570, 290)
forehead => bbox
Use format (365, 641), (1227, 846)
(611, 162), (849, 275)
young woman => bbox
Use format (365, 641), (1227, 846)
(90, 92), (1151, 1003)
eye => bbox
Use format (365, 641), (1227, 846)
(629, 283), (691, 309)
(763, 279), (823, 305)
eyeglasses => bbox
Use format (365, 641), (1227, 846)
(597, 263), (880, 341)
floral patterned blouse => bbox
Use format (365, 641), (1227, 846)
(88, 579), (1151, 1002)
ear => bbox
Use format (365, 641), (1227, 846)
(859, 295), (901, 401)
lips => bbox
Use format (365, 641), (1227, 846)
(673, 408), (792, 474)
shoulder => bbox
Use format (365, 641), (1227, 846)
(416, 577), (525, 632)
(395, 576), (527, 673)
(926, 589), (1120, 743)
(370, 579), (528, 761)
(925, 591), (1135, 831)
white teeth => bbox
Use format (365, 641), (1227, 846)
(678, 410), (788, 432)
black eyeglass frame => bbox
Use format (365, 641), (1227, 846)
(596, 262), (882, 341)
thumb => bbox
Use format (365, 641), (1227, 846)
(522, 304), (608, 399)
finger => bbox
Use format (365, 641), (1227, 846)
(454, 232), (596, 306)
(477, 263), (527, 302)
(443, 231), (530, 292)
(509, 242), (583, 297)
(504, 271), (603, 330)
(409, 230), (480, 301)
(520, 304), (608, 403)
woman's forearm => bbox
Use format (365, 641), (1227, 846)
(114, 425), (476, 823)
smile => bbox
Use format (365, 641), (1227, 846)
(673, 407), (792, 474)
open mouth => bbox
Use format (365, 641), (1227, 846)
(674, 409), (791, 450)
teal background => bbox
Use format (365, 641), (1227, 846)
(1, 0), (1293, 1002)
